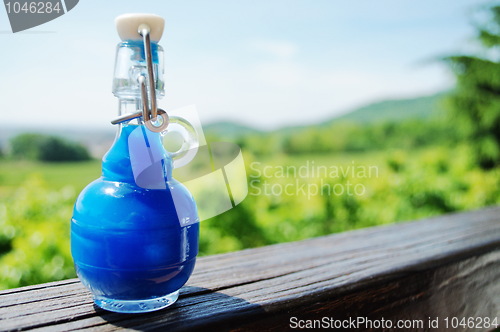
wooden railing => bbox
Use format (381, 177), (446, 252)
(1, 207), (499, 331)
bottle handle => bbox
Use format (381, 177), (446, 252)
(162, 116), (199, 168)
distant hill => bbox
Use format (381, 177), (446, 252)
(328, 91), (448, 125)
(203, 121), (262, 139)
(203, 91), (449, 138)
(0, 91), (449, 151)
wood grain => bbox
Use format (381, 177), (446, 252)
(0, 207), (499, 331)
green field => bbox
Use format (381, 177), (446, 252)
(0, 160), (101, 199)
(0, 144), (499, 290)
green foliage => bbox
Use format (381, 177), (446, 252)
(10, 133), (91, 162)
(0, 176), (76, 289)
(478, 5), (500, 48)
(444, 4), (500, 169)
(198, 145), (499, 255)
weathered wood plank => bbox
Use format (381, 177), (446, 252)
(0, 207), (499, 331)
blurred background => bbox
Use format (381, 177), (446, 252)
(0, 1), (499, 289)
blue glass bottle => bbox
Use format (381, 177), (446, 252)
(71, 15), (199, 313)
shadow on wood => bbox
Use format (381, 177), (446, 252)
(0, 207), (499, 331)
(95, 286), (266, 331)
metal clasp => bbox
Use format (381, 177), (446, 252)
(111, 25), (169, 132)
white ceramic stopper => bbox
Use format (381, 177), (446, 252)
(115, 13), (165, 42)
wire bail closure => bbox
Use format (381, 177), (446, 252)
(111, 25), (169, 133)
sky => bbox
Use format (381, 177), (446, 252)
(0, 0), (484, 130)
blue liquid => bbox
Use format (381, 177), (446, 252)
(71, 124), (199, 310)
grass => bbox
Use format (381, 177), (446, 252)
(0, 149), (412, 199)
(0, 159), (102, 199)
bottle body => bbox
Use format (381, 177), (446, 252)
(71, 124), (199, 313)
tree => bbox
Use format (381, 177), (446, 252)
(445, 4), (500, 169)
(10, 134), (43, 160)
(10, 133), (91, 162)
(37, 136), (91, 162)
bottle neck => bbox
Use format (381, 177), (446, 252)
(118, 98), (143, 117)
(112, 41), (165, 100)
(116, 97), (146, 127)
(103, 98), (173, 185)
(105, 40), (171, 186)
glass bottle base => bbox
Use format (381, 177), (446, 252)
(93, 290), (179, 313)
